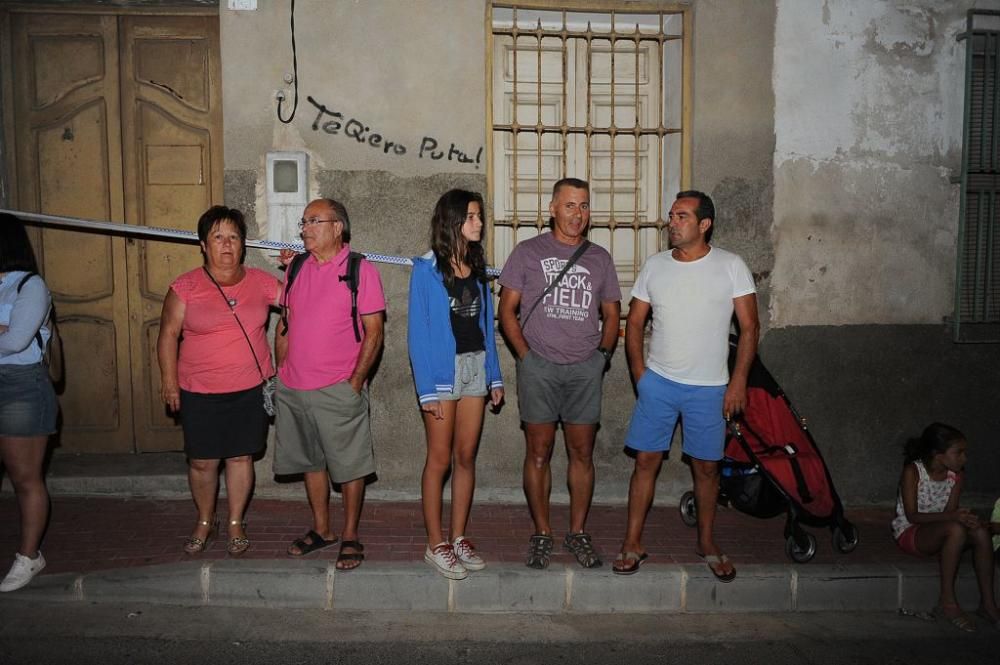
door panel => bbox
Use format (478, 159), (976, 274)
(6, 9), (222, 454)
(11, 12), (133, 453)
(120, 15), (222, 451)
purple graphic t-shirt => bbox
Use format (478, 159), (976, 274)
(499, 232), (621, 364)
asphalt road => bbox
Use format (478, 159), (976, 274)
(0, 602), (995, 665)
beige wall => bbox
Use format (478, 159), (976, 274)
(222, 0), (487, 175)
(219, 0), (784, 505)
(219, 1), (1000, 506)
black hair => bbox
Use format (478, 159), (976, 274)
(903, 422), (966, 465)
(197, 205), (248, 264)
(675, 190), (715, 242)
(548, 177), (590, 230)
(0, 213), (40, 273)
(430, 189), (487, 285)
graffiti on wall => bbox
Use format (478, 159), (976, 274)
(307, 96), (483, 169)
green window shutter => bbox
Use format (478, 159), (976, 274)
(956, 13), (1000, 342)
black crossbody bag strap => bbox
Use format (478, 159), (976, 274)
(520, 240), (590, 328)
(203, 268), (267, 383)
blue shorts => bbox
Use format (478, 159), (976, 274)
(624, 370), (726, 461)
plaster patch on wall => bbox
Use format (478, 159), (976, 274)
(772, 0), (975, 326)
(770, 157), (958, 327)
(774, 0), (967, 163)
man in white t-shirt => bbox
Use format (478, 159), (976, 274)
(611, 191), (759, 582)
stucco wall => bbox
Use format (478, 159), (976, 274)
(219, 0), (783, 508)
(771, 0), (970, 326)
(219, 1), (1000, 508)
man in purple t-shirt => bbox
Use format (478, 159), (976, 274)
(498, 178), (621, 570)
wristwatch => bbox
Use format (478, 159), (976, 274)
(597, 347), (612, 363)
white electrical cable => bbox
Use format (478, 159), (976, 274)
(2, 208), (502, 277)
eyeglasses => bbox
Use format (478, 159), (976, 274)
(298, 218), (339, 230)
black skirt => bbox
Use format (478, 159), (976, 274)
(179, 384), (267, 460)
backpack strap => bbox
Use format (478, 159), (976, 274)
(15, 271), (46, 354)
(338, 251), (363, 343)
(279, 252), (311, 337)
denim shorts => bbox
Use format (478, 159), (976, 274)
(437, 351), (487, 401)
(0, 363), (58, 437)
(624, 369), (726, 461)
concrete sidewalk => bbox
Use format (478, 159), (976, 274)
(3, 492), (990, 614)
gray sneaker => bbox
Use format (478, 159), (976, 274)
(452, 536), (486, 571)
(425, 542), (468, 580)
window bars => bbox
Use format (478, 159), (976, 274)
(956, 10), (1000, 342)
(487, 3), (691, 294)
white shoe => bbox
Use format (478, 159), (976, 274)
(0, 551), (46, 592)
(424, 542), (467, 580)
(452, 536), (486, 571)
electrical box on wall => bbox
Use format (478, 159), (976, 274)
(266, 151), (308, 247)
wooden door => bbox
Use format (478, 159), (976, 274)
(120, 15), (222, 452)
(9, 12), (134, 452)
(6, 10), (222, 453)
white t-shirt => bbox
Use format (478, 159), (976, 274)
(632, 246), (755, 386)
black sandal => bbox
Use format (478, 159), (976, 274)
(336, 540), (365, 570)
(563, 532), (602, 568)
(287, 530), (337, 557)
(525, 534), (553, 569)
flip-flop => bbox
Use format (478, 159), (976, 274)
(934, 605), (976, 632)
(612, 551), (648, 575)
(697, 551), (736, 583)
(287, 530), (338, 557)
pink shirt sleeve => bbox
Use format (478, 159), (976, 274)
(170, 270), (200, 302)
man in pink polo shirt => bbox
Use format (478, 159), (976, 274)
(274, 197), (385, 570)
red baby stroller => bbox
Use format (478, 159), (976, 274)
(678, 339), (859, 562)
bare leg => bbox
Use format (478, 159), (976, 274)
(187, 458), (220, 542)
(523, 422), (557, 535)
(421, 401), (457, 546)
(691, 458), (734, 577)
(449, 396), (486, 539)
(915, 521), (967, 613)
(619, 451), (663, 555)
(337, 477), (366, 570)
(563, 423), (597, 534)
(969, 525), (1000, 621)
(0, 436), (49, 556)
(304, 470), (334, 540)
(222, 455), (254, 539)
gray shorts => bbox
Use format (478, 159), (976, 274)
(438, 351), (487, 401)
(516, 349), (605, 425)
(274, 379), (376, 484)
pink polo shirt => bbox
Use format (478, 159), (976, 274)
(172, 267), (281, 394)
(279, 245), (386, 390)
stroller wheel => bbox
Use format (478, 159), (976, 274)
(679, 491), (698, 528)
(832, 525), (859, 553)
(785, 531), (816, 563)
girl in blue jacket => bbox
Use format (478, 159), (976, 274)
(408, 189), (503, 580)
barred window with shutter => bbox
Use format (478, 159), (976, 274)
(956, 10), (1000, 342)
(486, 3), (691, 301)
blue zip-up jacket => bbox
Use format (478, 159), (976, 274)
(407, 252), (503, 405)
